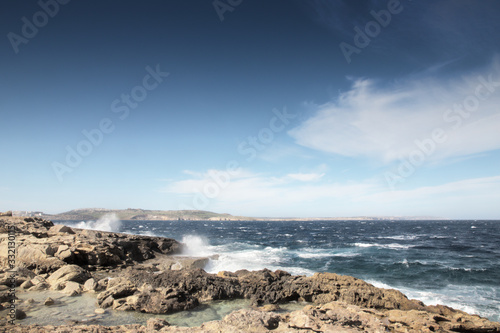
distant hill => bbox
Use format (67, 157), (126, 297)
(37, 208), (446, 222)
(43, 208), (253, 221)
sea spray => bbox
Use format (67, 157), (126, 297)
(180, 235), (214, 256)
(75, 213), (122, 232)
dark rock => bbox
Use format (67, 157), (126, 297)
(15, 309), (26, 320)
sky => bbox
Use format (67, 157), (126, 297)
(1, 0), (500, 219)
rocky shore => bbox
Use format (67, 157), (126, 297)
(1, 216), (499, 332)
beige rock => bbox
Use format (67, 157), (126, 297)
(62, 281), (82, 296)
(258, 304), (281, 312)
(83, 278), (98, 292)
(47, 265), (90, 285)
(49, 224), (75, 234)
(146, 318), (170, 330)
(20, 280), (33, 289)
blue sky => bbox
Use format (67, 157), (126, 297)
(1, 0), (500, 218)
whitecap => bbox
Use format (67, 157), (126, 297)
(378, 235), (419, 241)
(354, 242), (413, 250)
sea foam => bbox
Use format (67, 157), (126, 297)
(75, 213), (122, 232)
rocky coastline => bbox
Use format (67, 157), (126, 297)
(1, 216), (499, 332)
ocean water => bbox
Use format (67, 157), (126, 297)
(64, 218), (500, 322)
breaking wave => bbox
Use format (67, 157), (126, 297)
(74, 213), (122, 232)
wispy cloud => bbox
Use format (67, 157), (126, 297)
(289, 57), (500, 164)
(164, 169), (500, 218)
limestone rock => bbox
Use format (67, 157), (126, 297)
(83, 278), (98, 292)
(96, 279), (137, 308)
(62, 281), (82, 296)
(258, 304), (281, 312)
(205, 309), (281, 332)
(47, 265), (91, 285)
(49, 224), (75, 234)
(146, 318), (170, 330)
(20, 280), (33, 289)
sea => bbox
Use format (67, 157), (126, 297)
(63, 217), (500, 323)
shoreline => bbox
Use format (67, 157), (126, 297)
(1, 216), (499, 332)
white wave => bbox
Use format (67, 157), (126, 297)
(365, 279), (395, 290)
(377, 235), (419, 241)
(180, 235), (215, 257)
(138, 231), (156, 237)
(295, 248), (360, 259)
(206, 246), (284, 272)
(365, 280), (498, 321)
(295, 248), (332, 259)
(331, 252), (360, 257)
(354, 242), (413, 250)
(75, 213), (122, 232)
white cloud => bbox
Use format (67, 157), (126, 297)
(289, 57), (500, 164)
(164, 168), (500, 219)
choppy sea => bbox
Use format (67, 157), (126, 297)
(63, 218), (500, 322)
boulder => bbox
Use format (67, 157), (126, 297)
(94, 308), (106, 314)
(47, 265), (91, 286)
(28, 278), (50, 291)
(20, 280), (33, 289)
(204, 309), (281, 332)
(15, 309), (26, 320)
(62, 281), (82, 296)
(83, 278), (98, 292)
(44, 297), (54, 306)
(146, 318), (170, 330)
(96, 279), (137, 308)
(49, 224), (75, 234)
(16, 244), (65, 273)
